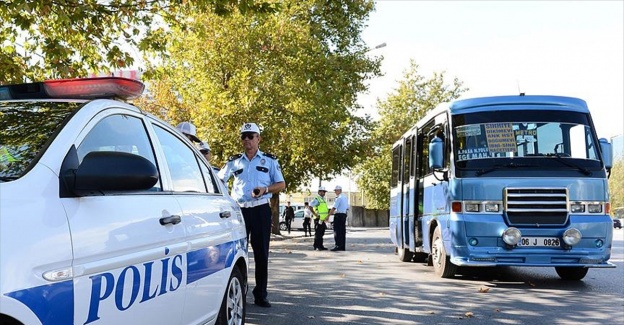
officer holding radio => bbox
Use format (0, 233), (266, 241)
(218, 122), (285, 308)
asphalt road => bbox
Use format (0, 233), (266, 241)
(245, 227), (624, 325)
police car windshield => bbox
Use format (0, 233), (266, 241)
(0, 101), (80, 180)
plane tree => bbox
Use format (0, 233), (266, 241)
(136, 0), (381, 233)
(0, 0), (275, 84)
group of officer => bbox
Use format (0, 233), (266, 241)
(310, 185), (349, 251)
(175, 121), (349, 308)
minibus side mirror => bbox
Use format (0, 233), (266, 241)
(429, 137), (444, 170)
(599, 138), (613, 170)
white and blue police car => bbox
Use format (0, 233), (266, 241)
(0, 77), (248, 325)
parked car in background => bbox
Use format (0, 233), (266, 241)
(614, 219), (622, 229)
(280, 209), (308, 231)
(279, 209), (334, 231)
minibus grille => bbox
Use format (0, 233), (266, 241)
(504, 188), (568, 226)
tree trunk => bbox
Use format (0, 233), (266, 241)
(270, 194), (281, 235)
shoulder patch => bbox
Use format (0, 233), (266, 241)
(227, 154), (243, 162)
(263, 152), (277, 160)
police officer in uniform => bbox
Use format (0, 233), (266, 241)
(218, 122), (285, 308)
(310, 186), (329, 250)
(328, 185), (349, 251)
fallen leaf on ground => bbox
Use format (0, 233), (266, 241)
(465, 312), (474, 318)
(478, 287), (490, 293)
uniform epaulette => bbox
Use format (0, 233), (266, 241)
(263, 152), (277, 160)
(227, 154), (243, 162)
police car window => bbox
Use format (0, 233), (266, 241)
(0, 101), (79, 180)
(153, 125), (207, 193)
(77, 114), (161, 191)
(197, 158), (219, 194)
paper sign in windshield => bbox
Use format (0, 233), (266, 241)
(484, 123), (517, 153)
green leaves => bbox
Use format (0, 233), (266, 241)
(0, 0), (277, 84)
(137, 0), (379, 198)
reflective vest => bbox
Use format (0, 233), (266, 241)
(315, 196), (329, 221)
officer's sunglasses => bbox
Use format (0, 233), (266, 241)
(241, 133), (256, 140)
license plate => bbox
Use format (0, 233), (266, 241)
(519, 237), (560, 247)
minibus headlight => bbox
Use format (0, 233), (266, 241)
(570, 203), (585, 213)
(502, 227), (521, 245)
(484, 203), (500, 212)
(563, 228), (582, 246)
(465, 203), (480, 212)
(587, 203), (602, 213)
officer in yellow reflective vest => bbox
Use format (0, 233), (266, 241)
(311, 186), (329, 250)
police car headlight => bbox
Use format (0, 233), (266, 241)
(502, 227), (521, 245)
(563, 228), (582, 246)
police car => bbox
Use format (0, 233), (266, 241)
(0, 77), (248, 325)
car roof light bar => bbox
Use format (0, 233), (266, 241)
(0, 77), (145, 100)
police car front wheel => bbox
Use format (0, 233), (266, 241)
(216, 266), (246, 325)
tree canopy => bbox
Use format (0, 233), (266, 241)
(137, 0), (379, 190)
(0, 0), (276, 84)
(134, 0), (381, 232)
(355, 60), (467, 209)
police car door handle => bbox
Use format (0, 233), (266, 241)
(160, 215), (181, 225)
(220, 211), (231, 219)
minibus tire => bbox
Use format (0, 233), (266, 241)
(216, 267), (246, 325)
(555, 267), (589, 281)
(398, 247), (413, 262)
(431, 226), (457, 278)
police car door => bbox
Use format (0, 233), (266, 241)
(62, 110), (187, 325)
(149, 124), (244, 324)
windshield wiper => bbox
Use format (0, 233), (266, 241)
(544, 153), (592, 176)
(476, 162), (537, 176)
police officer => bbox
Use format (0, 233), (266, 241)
(328, 185), (349, 251)
(218, 122), (285, 308)
(199, 141), (212, 162)
(310, 186), (329, 250)
(176, 121), (201, 143)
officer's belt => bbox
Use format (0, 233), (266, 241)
(240, 198), (270, 208)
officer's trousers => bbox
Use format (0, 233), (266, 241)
(313, 221), (327, 249)
(242, 203), (272, 300)
(333, 213), (347, 249)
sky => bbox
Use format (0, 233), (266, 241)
(359, 1), (624, 139)
(318, 1), (624, 193)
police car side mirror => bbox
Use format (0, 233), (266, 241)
(61, 150), (159, 197)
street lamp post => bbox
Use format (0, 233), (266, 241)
(370, 42), (386, 51)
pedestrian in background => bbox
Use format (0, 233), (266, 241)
(283, 201), (295, 234)
(303, 202), (313, 237)
(218, 122), (285, 308)
(310, 186), (329, 250)
(328, 185), (349, 251)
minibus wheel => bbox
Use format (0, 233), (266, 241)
(555, 267), (589, 281)
(431, 226), (457, 278)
